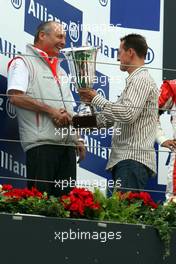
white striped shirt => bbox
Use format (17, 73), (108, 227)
(92, 67), (159, 173)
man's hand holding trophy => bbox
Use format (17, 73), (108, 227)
(61, 45), (99, 128)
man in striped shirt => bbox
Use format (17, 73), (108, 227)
(79, 34), (159, 192)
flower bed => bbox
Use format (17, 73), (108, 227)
(0, 184), (176, 257)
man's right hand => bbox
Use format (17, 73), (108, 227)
(49, 108), (72, 127)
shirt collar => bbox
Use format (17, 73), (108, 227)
(33, 47), (48, 57)
(126, 66), (146, 83)
(33, 46), (57, 64)
(32, 46), (59, 78)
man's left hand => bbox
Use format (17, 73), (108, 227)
(161, 139), (176, 151)
(78, 88), (97, 103)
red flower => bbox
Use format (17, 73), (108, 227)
(90, 203), (100, 210)
(60, 187), (100, 217)
(128, 192), (140, 200)
(2, 184), (13, 191)
(149, 201), (158, 209)
(84, 197), (94, 207)
(31, 187), (43, 198)
(70, 201), (84, 215)
(2, 185), (43, 199)
(126, 191), (158, 209)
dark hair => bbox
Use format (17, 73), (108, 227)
(34, 21), (57, 43)
(120, 34), (148, 58)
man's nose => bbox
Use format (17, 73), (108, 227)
(60, 38), (66, 47)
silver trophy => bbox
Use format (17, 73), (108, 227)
(61, 46), (99, 128)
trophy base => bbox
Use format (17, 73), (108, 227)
(72, 115), (97, 128)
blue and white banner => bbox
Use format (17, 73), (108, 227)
(24, 0), (82, 45)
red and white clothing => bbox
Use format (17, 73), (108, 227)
(8, 58), (28, 92)
(8, 47), (62, 93)
(157, 80), (176, 199)
(7, 44), (76, 151)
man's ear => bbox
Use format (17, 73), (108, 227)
(39, 31), (45, 41)
(128, 48), (135, 57)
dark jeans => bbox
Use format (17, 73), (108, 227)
(26, 145), (76, 197)
(112, 159), (155, 192)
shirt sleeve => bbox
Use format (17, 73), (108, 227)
(7, 58), (29, 93)
(156, 119), (168, 145)
(96, 113), (114, 128)
(92, 75), (153, 124)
